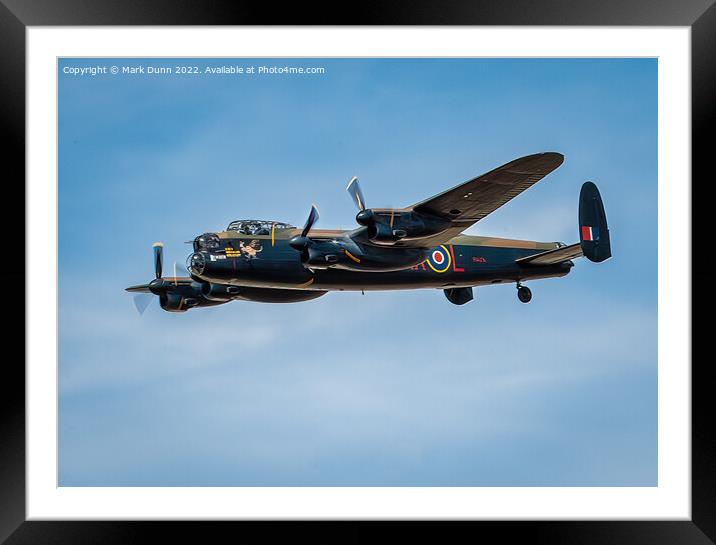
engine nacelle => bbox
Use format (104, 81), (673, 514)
(302, 240), (426, 272)
(199, 282), (328, 304)
(367, 222), (405, 243)
(158, 281), (232, 312)
(303, 241), (344, 270)
(159, 293), (188, 312)
(364, 211), (451, 246)
(293, 230), (430, 272)
(235, 287), (327, 303)
(201, 282), (242, 301)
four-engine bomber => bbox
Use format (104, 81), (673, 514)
(126, 152), (612, 312)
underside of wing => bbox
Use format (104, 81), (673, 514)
(412, 152), (564, 226)
(515, 242), (583, 266)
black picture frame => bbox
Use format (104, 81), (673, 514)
(2, 1), (712, 543)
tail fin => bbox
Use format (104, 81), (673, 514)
(579, 182), (611, 263)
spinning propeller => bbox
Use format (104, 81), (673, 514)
(125, 243), (187, 314)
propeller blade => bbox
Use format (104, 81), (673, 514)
(132, 293), (154, 315)
(301, 204), (319, 238)
(153, 242), (163, 279)
(346, 176), (365, 211)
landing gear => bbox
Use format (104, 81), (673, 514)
(517, 283), (532, 304)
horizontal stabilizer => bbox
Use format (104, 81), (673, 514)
(516, 243), (583, 266)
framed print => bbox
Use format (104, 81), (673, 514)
(2, 1), (713, 543)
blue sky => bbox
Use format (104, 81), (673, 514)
(58, 58), (657, 486)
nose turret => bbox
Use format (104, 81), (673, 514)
(193, 232), (220, 252)
(187, 252), (207, 275)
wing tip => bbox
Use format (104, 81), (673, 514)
(512, 151), (564, 174)
(502, 151), (564, 173)
(540, 151), (565, 167)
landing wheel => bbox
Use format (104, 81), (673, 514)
(517, 285), (532, 303)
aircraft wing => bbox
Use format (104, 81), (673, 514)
(405, 152), (564, 247)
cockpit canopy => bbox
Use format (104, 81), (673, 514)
(226, 219), (295, 235)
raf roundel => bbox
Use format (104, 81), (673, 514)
(426, 245), (452, 273)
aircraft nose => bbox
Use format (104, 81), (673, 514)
(187, 252), (207, 275)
